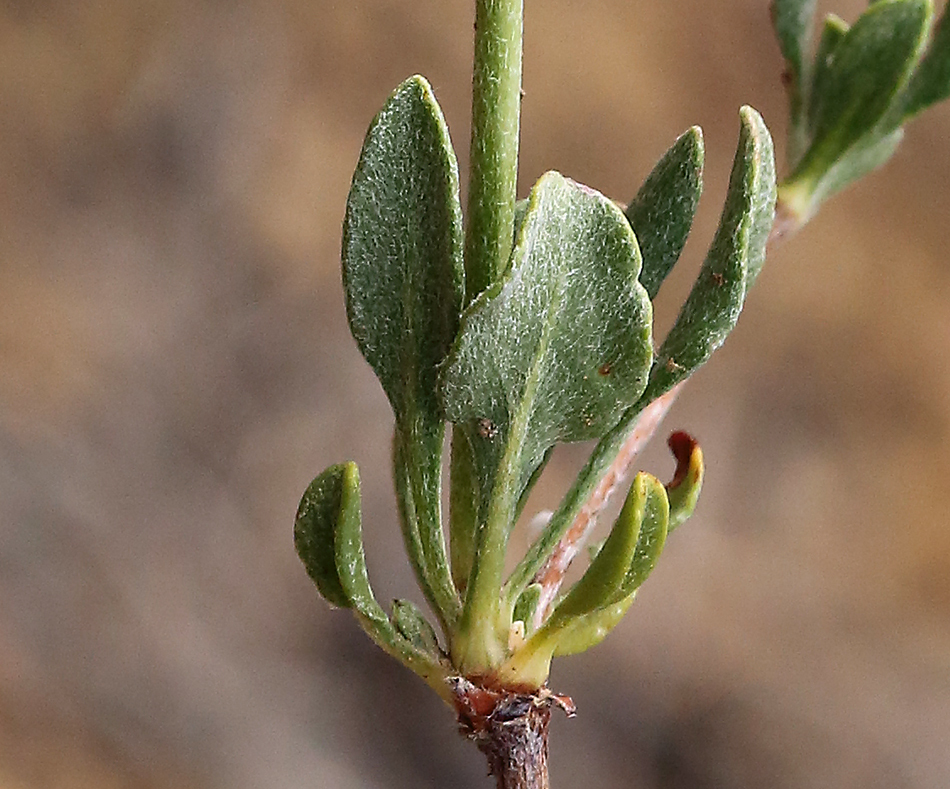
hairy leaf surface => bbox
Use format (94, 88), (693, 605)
(342, 74), (464, 625)
(626, 127), (705, 300)
(643, 107), (776, 403)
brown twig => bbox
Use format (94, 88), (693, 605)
(451, 677), (576, 789)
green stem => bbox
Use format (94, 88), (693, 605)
(465, 0), (524, 301)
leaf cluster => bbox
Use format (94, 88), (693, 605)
(295, 74), (775, 693)
(773, 0), (950, 219)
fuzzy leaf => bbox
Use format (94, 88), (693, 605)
(626, 127), (705, 300)
(794, 0), (930, 182)
(295, 464), (453, 700)
(294, 463), (360, 610)
(393, 433), (459, 627)
(789, 127), (905, 215)
(807, 14), (850, 136)
(342, 74), (463, 423)
(392, 599), (443, 659)
(772, 0), (819, 117)
(642, 107), (776, 403)
(442, 173), (653, 509)
(772, 0), (819, 83)
(342, 74), (464, 626)
(900, 2), (950, 119)
(441, 172), (654, 640)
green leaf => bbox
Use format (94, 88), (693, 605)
(294, 463), (361, 610)
(782, 127), (904, 218)
(806, 14), (850, 137)
(503, 109), (775, 613)
(793, 0), (931, 184)
(543, 473), (648, 629)
(619, 473), (671, 594)
(553, 473), (670, 656)
(494, 474), (669, 685)
(448, 433), (478, 595)
(442, 171), (654, 672)
(642, 106), (776, 404)
(772, 0), (819, 87)
(342, 74), (464, 627)
(442, 173), (653, 511)
(899, 2), (950, 118)
(295, 464), (454, 701)
(512, 583), (543, 630)
(549, 597), (635, 657)
(393, 433), (459, 628)
(625, 127), (705, 300)
(664, 432), (704, 531)
(342, 74), (464, 420)
(392, 598), (444, 660)
(772, 0), (819, 131)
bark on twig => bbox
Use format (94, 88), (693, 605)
(451, 678), (575, 789)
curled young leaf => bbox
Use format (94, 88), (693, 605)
(495, 474), (670, 686)
(626, 126), (705, 300)
(295, 463), (454, 701)
(543, 472), (648, 629)
(553, 473), (670, 657)
(294, 463), (361, 610)
(665, 431), (705, 531)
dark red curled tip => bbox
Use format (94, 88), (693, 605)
(667, 431), (698, 490)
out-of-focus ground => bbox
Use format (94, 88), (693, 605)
(1, 1), (949, 787)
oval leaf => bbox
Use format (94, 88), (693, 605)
(442, 172), (654, 654)
(626, 126), (705, 300)
(442, 172), (654, 515)
(342, 74), (464, 423)
(342, 74), (464, 627)
(642, 106), (776, 403)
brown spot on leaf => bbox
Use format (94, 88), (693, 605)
(477, 417), (498, 439)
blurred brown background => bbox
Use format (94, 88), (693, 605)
(1, 0), (949, 787)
